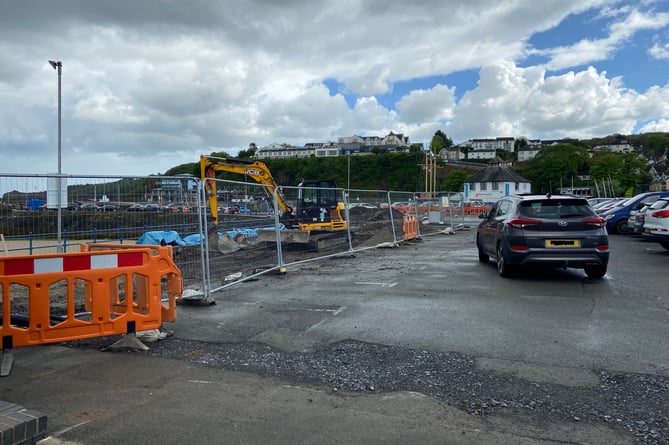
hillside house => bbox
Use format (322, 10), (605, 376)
(464, 160), (531, 203)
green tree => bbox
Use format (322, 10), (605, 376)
(237, 143), (257, 159)
(441, 169), (468, 192)
(589, 151), (651, 195)
(430, 130), (453, 154)
(639, 133), (669, 161)
(515, 144), (588, 193)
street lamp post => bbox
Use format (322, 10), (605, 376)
(49, 60), (63, 252)
(347, 151), (351, 192)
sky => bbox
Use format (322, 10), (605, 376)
(1, 0), (669, 177)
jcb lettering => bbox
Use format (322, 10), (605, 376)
(244, 168), (264, 176)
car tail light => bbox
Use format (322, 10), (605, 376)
(583, 217), (606, 227)
(596, 245), (609, 251)
(651, 210), (669, 218)
(510, 245), (529, 252)
(507, 218), (541, 228)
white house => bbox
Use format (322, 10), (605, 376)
(464, 162), (531, 203)
(592, 141), (633, 153)
(255, 144), (315, 159)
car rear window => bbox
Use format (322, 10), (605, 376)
(650, 198), (669, 210)
(519, 199), (594, 218)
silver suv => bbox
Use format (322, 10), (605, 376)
(476, 194), (609, 278)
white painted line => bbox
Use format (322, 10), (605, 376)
(332, 306), (346, 316)
(287, 306), (346, 313)
(354, 281), (398, 287)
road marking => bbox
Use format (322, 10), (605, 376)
(52, 421), (91, 437)
(287, 306), (346, 314)
(355, 281), (398, 287)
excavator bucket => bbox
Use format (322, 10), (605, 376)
(209, 232), (243, 254)
(256, 229), (311, 244)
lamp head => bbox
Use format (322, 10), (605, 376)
(48, 60), (60, 70)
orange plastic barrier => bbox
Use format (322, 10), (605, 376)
(0, 244), (182, 349)
(464, 205), (492, 216)
(403, 214), (419, 241)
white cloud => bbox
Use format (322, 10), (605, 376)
(639, 118), (669, 132)
(396, 85), (456, 124)
(0, 0), (668, 176)
(649, 42), (669, 59)
(447, 62), (666, 141)
(541, 8), (669, 71)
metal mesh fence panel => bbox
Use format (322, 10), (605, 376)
(202, 178), (285, 294)
(345, 188), (402, 249)
(2, 173), (486, 301)
(0, 173), (205, 290)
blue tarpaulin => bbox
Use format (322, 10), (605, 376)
(182, 234), (202, 245)
(136, 230), (186, 246)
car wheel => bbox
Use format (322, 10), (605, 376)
(584, 264), (607, 279)
(615, 218), (631, 234)
(496, 242), (513, 277)
(476, 236), (489, 262)
(660, 241), (669, 251)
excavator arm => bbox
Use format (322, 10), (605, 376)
(200, 154), (347, 234)
(200, 155), (292, 226)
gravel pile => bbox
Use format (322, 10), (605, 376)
(136, 338), (668, 445)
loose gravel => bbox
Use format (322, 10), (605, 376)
(123, 337), (668, 445)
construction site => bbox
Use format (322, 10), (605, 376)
(1, 162), (668, 445)
(0, 157), (475, 360)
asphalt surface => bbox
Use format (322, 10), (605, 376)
(1, 225), (667, 445)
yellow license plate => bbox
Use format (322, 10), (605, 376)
(545, 239), (579, 248)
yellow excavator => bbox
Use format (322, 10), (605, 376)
(200, 155), (347, 248)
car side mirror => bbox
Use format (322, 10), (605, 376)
(478, 213), (487, 219)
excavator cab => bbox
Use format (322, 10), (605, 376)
(292, 179), (347, 232)
(295, 180), (339, 225)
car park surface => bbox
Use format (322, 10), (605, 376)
(3, 228), (667, 445)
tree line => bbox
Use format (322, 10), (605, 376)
(164, 132), (669, 197)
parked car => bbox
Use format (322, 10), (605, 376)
(161, 203), (190, 213)
(466, 199), (485, 207)
(593, 198), (625, 214)
(99, 204), (117, 212)
(630, 203), (654, 234)
(79, 203), (101, 211)
(588, 197), (616, 207)
(641, 197), (669, 250)
(126, 203), (147, 212)
(37, 203), (79, 211)
(143, 203), (161, 212)
(476, 194), (609, 278)
(218, 205), (251, 214)
(391, 202), (413, 213)
(348, 202), (377, 209)
(601, 192), (669, 234)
